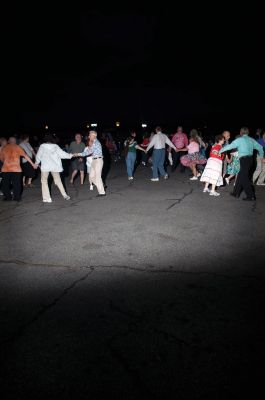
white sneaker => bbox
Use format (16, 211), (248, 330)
(225, 177), (229, 185)
(43, 199), (52, 203)
(197, 173), (201, 178)
(64, 195), (71, 200)
(190, 176), (198, 180)
(256, 183), (265, 186)
(151, 178), (159, 181)
(90, 184), (93, 190)
(0, 191), (3, 196)
(164, 174), (168, 179)
(128, 177), (134, 180)
(209, 191), (220, 196)
(203, 188), (210, 193)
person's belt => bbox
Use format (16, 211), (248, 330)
(93, 156), (103, 159)
(240, 155), (252, 159)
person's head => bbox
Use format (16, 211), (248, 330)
(215, 134), (225, 145)
(240, 127), (249, 136)
(189, 129), (199, 143)
(155, 126), (162, 134)
(20, 134), (29, 142)
(177, 126), (183, 133)
(222, 131), (230, 141)
(75, 133), (82, 143)
(8, 137), (17, 144)
(130, 131), (136, 138)
(0, 137), (7, 147)
(43, 134), (55, 143)
(88, 130), (97, 142)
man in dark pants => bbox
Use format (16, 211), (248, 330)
(219, 127), (264, 201)
(0, 137), (37, 201)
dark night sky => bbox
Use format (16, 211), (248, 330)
(1, 5), (264, 133)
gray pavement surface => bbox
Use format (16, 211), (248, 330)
(0, 161), (265, 399)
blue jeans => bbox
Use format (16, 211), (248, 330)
(126, 152), (136, 178)
(152, 149), (166, 178)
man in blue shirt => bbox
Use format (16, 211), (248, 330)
(220, 127), (264, 201)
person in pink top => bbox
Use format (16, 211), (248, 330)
(170, 126), (188, 173)
(177, 129), (207, 180)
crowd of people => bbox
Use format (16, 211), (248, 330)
(0, 125), (264, 203)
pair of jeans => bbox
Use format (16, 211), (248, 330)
(152, 149), (166, 178)
(126, 152), (136, 178)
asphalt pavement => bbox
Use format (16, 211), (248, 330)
(0, 160), (264, 399)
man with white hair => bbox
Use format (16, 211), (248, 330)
(0, 137), (37, 201)
(76, 130), (106, 196)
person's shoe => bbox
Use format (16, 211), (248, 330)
(128, 177), (134, 180)
(197, 173), (201, 178)
(242, 196), (256, 201)
(225, 177), (229, 186)
(230, 192), (240, 198)
(43, 199), (52, 203)
(96, 194), (106, 197)
(151, 178), (159, 181)
(190, 176), (198, 180)
(203, 188), (210, 193)
(256, 183), (265, 186)
(64, 195), (71, 200)
(0, 191), (4, 196)
(27, 183), (35, 188)
(164, 174), (169, 179)
(90, 184), (94, 191)
(209, 191), (220, 196)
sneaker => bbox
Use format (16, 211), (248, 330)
(190, 176), (198, 180)
(256, 183), (265, 186)
(151, 178), (159, 181)
(64, 195), (71, 200)
(90, 184), (93, 190)
(164, 174), (168, 179)
(197, 173), (201, 178)
(0, 191), (3, 196)
(128, 177), (134, 180)
(43, 199), (52, 203)
(209, 191), (220, 196)
(225, 177), (229, 185)
(203, 188), (210, 193)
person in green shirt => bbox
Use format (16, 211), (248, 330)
(219, 127), (264, 201)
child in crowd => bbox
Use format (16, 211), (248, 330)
(200, 134), (225, 196)
(225, 150), (240, 186)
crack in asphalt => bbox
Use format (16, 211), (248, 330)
(0, 259), (263, 281)
(0, 269), (94, 346)
(166, 188), (193, 210)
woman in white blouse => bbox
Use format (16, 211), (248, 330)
(36, 134), (73, 203)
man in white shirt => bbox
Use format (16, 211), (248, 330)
(146, 126), (177, 181)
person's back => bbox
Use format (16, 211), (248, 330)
(36, 143), (70, 172)
(1, 143), (25, 172)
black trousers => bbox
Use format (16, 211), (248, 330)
(2, 172), (22, 201)
(234, 156), (255, 198)
(172, 149), (187, 172)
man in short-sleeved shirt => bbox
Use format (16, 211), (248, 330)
(0, 137), (36, 201)
(69, 133), (86, 185)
